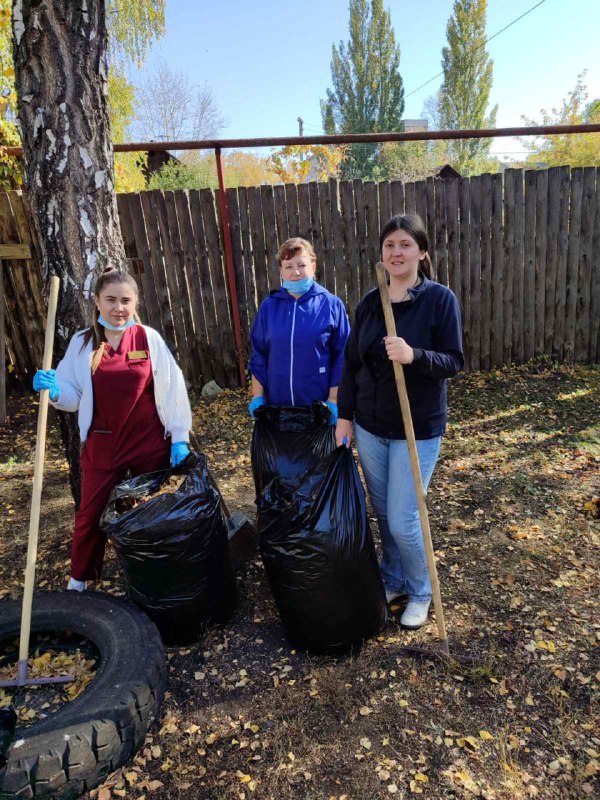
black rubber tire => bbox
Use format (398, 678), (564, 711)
(0, 592), (167, 799)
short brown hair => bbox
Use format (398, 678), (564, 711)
(277, 237), (317, 265)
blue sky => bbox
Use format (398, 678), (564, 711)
(129, 0), (600, 161)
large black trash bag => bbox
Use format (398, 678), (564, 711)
(258, 445), (387, 654)
(251, 402), (335, 497)
(101, 452), (236, 645)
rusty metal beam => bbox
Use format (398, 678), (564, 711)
(2, 123), (600, 158)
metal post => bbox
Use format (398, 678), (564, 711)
(214, 147), (247, 389)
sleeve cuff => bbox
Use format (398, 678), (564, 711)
(170, 428), (190, 443)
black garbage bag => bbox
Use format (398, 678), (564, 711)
(258, 445), (387, 654)
(101, 452), (236, 645)
(251, 402), (335, 497)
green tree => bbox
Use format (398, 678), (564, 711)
(520, 73), (600, 168)
(107, 0), (166, 66)
(439, 0), (498, 175)
(109, 68), (147, 192)
(379, 140), (449, 183)
(321, 0), (404, 179)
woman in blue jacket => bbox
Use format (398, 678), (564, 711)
(336, 214), (463, 630)
(248, 237), (350, 423)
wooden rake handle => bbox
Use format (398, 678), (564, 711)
(17, 276), (60, 677)
(375, 263), (448, 647)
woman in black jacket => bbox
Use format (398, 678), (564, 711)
(335, 214), (463, 629)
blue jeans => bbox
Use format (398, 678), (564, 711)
(355, 423), (442, 603)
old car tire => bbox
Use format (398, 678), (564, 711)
(0, 592), (167, 799)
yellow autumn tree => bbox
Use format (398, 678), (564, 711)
(521, 73), (600, 168)
(0, 0), (21, 189)
(268, 145), (346, 183)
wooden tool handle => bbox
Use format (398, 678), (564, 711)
(375, 263), (447, 645)
(18, 276), (60, 668)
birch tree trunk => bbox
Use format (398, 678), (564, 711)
(12, 0), (126, 505)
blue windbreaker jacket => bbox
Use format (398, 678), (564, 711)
(249, 282), (350, 406)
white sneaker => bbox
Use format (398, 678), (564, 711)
(400, 600), (431, 629)
(385, 587), (403, 604)
(67, 577), (87, 592)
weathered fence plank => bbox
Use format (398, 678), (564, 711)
(364, 182), (380, 285)
(479, 174), (492, 370)
(435, 178), (448, 288)
(353, 179), (370, 296)
(378, 181), (391, 229)
(237, 186), (258, 328)
(446, 177), (460, 303)
(534, 170), (548, 357)
(329, 178), (346, 303)
(589, 168), (600, 363)
(260, 184), (280, 292)
(226, 188), (251, 351)
(523, 171), (536, 362)
(247, 186), (269, 303)
(575, 167), (596, 361)
(512, 170), (525, 364)
(503, 170), (515, 364)
(543, 168), (560, 356)
(318, 180), (335, 294)
(390, 180), (405, 217)
(552, 168), (570, 359)
(490, 173), (504, 368)
(564, 168), (583, 361)
(339, 180), (360, 317)
(469, 176), (482, 371)
(425, 177), (436, 278)
(459, 177), (470, 339)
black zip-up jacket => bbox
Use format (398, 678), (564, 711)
(337, 275), (463, 440)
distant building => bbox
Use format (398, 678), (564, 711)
(400, 119), (429, 132)
(434, 164), (461, 180)
(144, 149), (179, 183)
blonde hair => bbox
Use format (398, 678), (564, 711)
(80, 267), (139, 373)
(277, 237), (317, 265)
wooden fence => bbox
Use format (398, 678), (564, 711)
(1, 166), (599, 392)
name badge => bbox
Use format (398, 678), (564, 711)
(127, 350), (148, 360)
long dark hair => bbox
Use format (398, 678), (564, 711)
(379, 213), (433, 280)
(80, 267), (139, 373)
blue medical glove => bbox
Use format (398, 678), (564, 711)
(171, 441), (190, 467)
(325, 400), (338, 426)
(249, 396), (265, 419)
(33, 369), (60, 401)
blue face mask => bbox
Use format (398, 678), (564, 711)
(98, 314), (136, 332)
(282, 276), (314, 295)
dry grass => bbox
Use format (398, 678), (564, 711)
(0, 361), (599, 799)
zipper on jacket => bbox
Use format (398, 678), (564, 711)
(289, 301), (298, 405)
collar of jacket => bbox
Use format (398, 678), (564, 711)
(269, 282), (327, 302)
(363, 271), (432, 312)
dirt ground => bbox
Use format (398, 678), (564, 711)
(0, 361), (599, 800)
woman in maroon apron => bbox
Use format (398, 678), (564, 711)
(33, 267), (192, 590)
